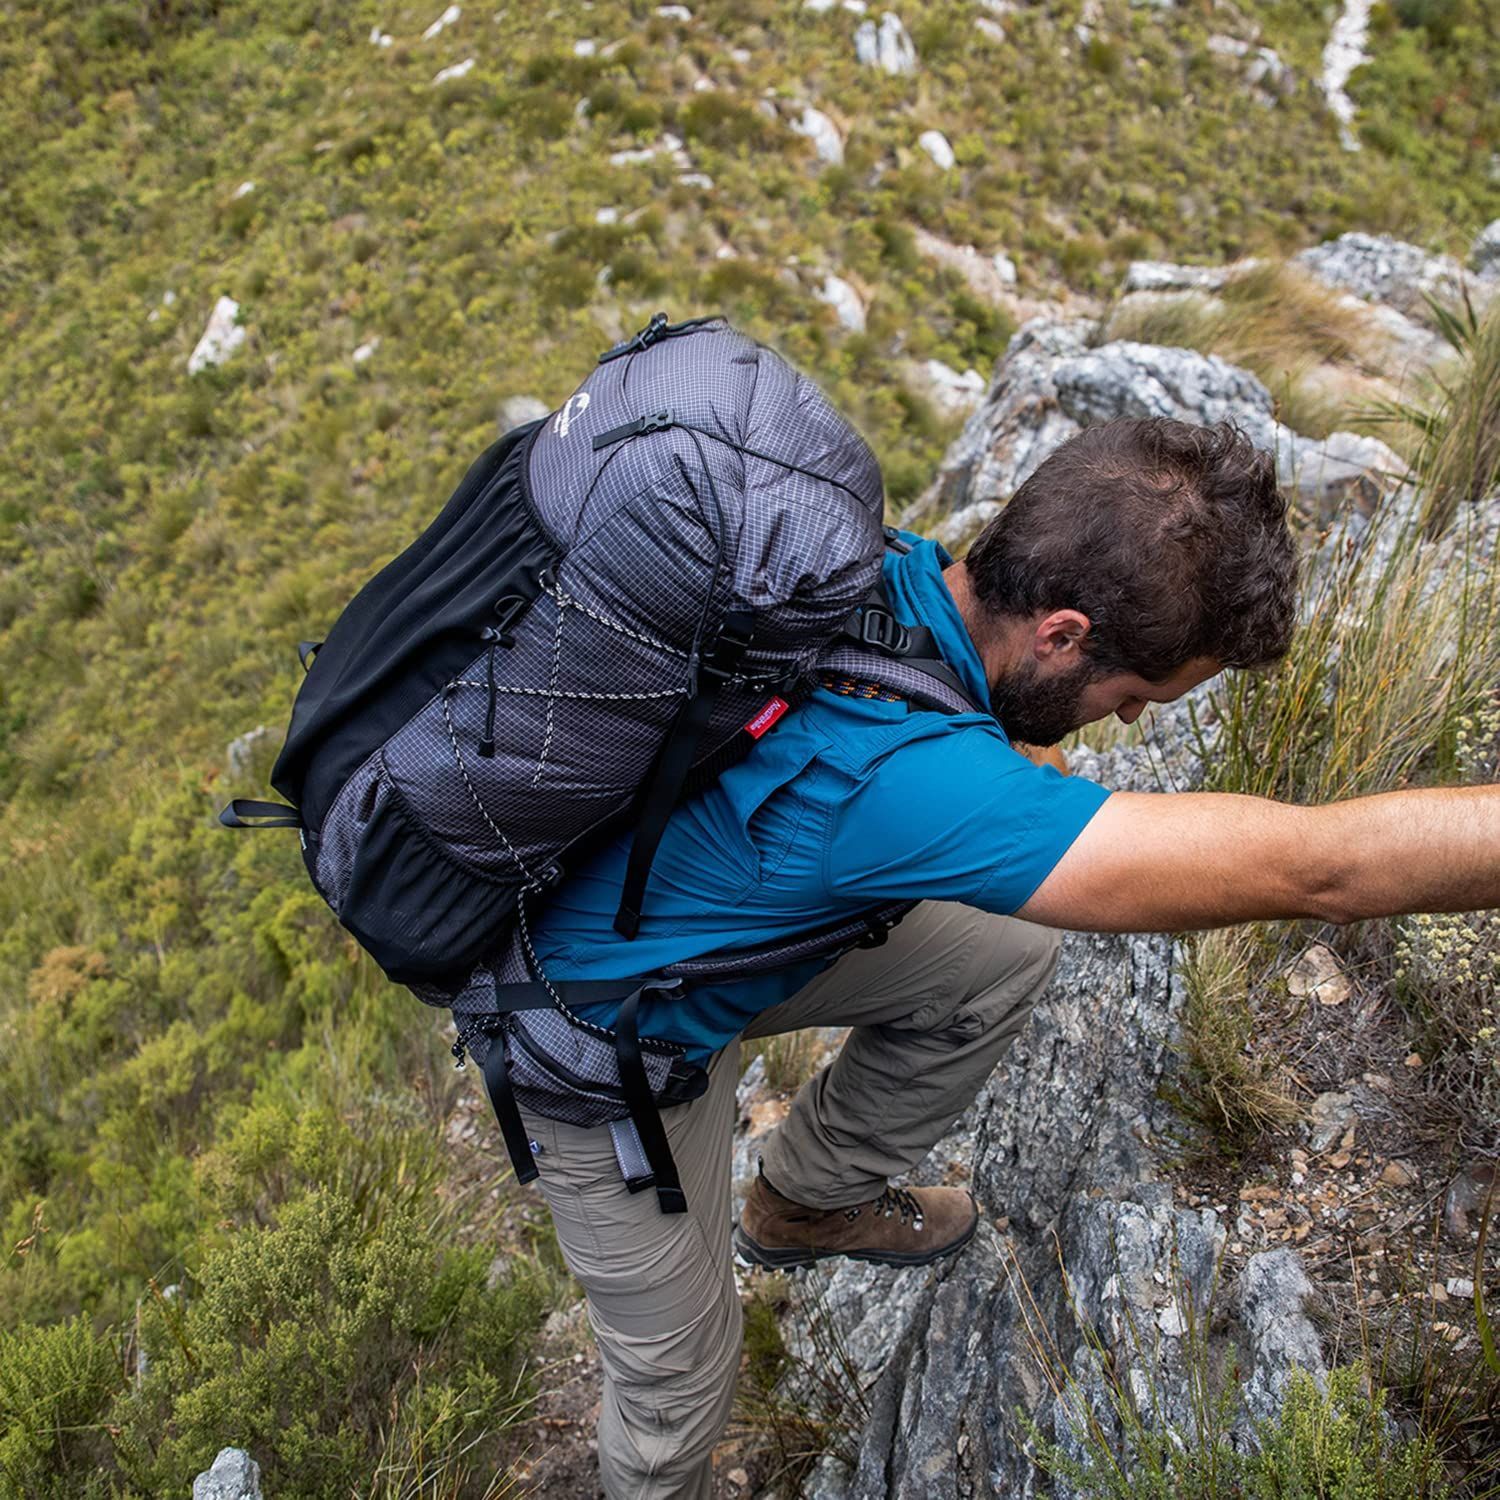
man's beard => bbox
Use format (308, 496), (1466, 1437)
(987, 656), (1100, 748)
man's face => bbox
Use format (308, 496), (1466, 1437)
(989, 653), (1221, 747)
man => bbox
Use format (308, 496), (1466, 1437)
(516, 416), (1493, 1497)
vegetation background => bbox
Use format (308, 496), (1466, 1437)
(0, 0), (1496, 1494)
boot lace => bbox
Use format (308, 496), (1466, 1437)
(873, 1185), (925, 1231)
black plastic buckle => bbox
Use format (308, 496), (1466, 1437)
(860, 607), (911, 655)
(698, 612), (755, 684)
(856, 916), (898, 950)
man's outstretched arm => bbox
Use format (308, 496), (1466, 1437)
(1017, 786), (1500, 933)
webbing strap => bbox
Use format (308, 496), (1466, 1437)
(614, 608), (754, 940)
(615, 987), (687, 1214)
(479, 1030), (540, 1186)
(218, 799), (301, 829)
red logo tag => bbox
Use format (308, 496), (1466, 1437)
(744, 697), (790, 740)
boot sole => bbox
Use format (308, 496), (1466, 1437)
(732, 1214), (977, 1270)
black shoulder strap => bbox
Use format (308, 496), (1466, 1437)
(614, 608), (754, 940)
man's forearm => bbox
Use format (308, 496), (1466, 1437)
(1019, 784), (1500, 934)
(1313, 784), (1500, 924)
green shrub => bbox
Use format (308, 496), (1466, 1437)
(113, 1189), (554, 1498)
(0, 1314), (123, 1498)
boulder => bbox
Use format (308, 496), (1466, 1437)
(1294, 232), (1472, 318)
(911, 317), (1406, 544)
(817, 274), (867, 333)
(187, 296), (245, 375)
(422, 5), (461, 41)
(226, 725), (272, 778)
(499, 394), (550, 433)
(913, 228), (1018, 304)
(792, 105), (845, 166)
(914, 318), (1280, 534)
(1471, 220), (1500, 279)
(432, 57), (475, 84)
(913, 358), (987, 418)
(855, 13), (917, 75)
(917, 130), (955, 170)
(192, 1449), (263, 1500)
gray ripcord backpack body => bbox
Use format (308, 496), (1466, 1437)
(222, 315), (985, 1212)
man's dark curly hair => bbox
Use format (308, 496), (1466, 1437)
(963, 417), (1298, 682)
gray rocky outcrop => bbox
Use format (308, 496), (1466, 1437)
(1471, 220), (1500, 279)
(736, 712), (1330, 1496)
(1293, 232), (1475, 317)
(193, 1448), (263, 1500)
(911, 319), (1404, 547)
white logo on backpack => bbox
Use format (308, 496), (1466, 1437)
(553, 392), (591, 438)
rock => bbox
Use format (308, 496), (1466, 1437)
(678, 172), (714, 190)
(1287, 942), (1351, 1007)
(432, 57), (475, 84)
(370, 25), (393, 46)
(974, 17), (1006, 43)
(855, 12), (917, 75)
(791, 105), (844, 166)
(1294, 232), (1471, 318)
(912, 228), (1017, 304)
(352, 336), (380, 365)
(1236, 1250), (1328, 1424)
(1286, 430), (1405, 517)
(1472, 221), (1500, 279)
(1306, 1091), (1357, 1154)
(915, 359), (986, 418)
(422, 4), (461, 41)
(192, 1448), (263, 1500)
(1247, 45), (1294, 99)
(817, 273), (866, 333)
(1447, 1277), (1476, 1299)
(804, 0), (838, 9)
(233, 180), (256, 199)
(187, 295), (246, 375)
(1444, 1160), (1497, 1239)
(498, 395), (549, 433)
(1380, 1159), (1419, 1188)
(573, 38), (597, 56)
(594, 206), (620, 225)
(1123, 257), (1261, 293)
(917, 129), (955, 170)
(226, 725), (272, 778)
(656, 3), (693, 18)
(1321, 0), (1372, 150)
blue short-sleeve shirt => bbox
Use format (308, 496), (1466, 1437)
(531, 534), (1111, 1061)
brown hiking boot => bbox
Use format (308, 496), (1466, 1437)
(733, 1166), (979, 1269)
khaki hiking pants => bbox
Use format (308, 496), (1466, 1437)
(517, 901), (1061, 1499)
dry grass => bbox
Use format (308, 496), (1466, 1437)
(1103, 261), (1391, 440)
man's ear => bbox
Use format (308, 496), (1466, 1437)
(1032, 609), (1091, 661)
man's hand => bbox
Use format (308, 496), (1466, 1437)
(1018, 785), (1500, 933)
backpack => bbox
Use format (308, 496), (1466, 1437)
(223, 314), (985, 1212)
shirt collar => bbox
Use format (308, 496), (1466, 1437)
(880, 534), (996, 715)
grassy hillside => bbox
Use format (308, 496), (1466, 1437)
(0, 0), (1495, 1493)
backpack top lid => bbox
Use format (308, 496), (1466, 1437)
(524, 319), (888, 657)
